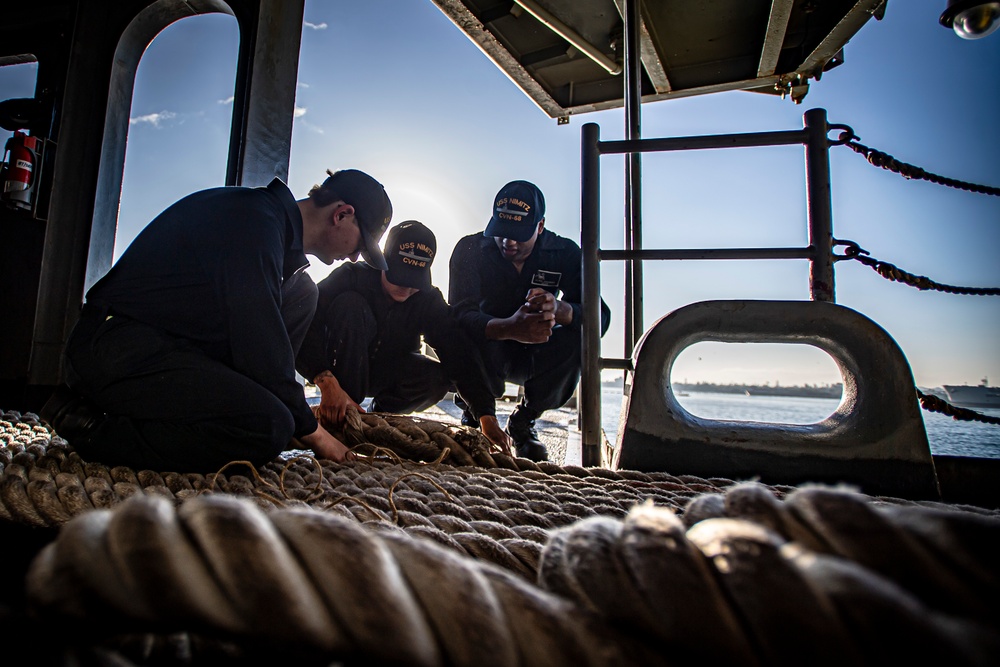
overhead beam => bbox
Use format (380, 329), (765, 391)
(513, 0), (621, 75)
(430, 0), (566, 118)
(428, 0), (888, 119)
(520, 43), (572, 68)
(798, 0), (886, 78)
(758, 0), (794, 76)
(477, 2), (517, 25)
(559, 73), (786, 116)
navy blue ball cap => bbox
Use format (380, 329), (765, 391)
(384, 220), (436, 291)
(322, 169), (392, 270)
(484, 180), (545, 243)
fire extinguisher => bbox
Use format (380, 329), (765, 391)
(2, 130), (41, 211)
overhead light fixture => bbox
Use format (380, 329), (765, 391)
(940, 0), (1000, 39)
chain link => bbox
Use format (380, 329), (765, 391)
(916, 389), (1000, 426)
(839, 134), (1000, 197)
(833, 240), (1000, 296)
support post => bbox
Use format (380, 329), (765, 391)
(227, 0), (304, 187)
(623, 0), (644, 353)
(581, 122), (602, 467)
(804, 108), (835, 302)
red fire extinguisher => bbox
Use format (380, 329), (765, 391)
(2, 130), (41, 210)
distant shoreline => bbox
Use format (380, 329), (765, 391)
(600, 379), (844, 399)
(678, 383), (843, 399)
(598, 381), (985, 405)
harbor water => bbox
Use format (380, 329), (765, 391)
(600, 389), (1000, 460)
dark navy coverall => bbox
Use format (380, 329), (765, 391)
(448, 228), (611, 418)
(296, 262), (497, 420)
(62, 178), (319, 473)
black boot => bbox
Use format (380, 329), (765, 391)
(40, 385), (106, 444)
(505, 405), (547, 461)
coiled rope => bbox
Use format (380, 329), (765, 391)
(1, 409), (753, 579)
(332, 407), (505, 467)
(22, 482), (1000, 666)
(4, 408), (1000, 664)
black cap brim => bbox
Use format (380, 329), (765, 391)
(385, 265), (432, 291)
(484, 216), (537, 243)
(360, 228), (388, 270)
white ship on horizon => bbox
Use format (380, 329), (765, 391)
(942, 378), (1000, 409)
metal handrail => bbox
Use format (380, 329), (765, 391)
(580, 108), (838, 466)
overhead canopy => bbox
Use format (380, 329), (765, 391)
(430, 0), (888, 118)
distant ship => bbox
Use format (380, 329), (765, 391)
(942, 378), (1000, 409)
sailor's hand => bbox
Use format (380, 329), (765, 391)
(526, 287), (573, 326)
(506, 302), (555, 343)
(479, 415), (513, 456)
(525, 287), (556, 313)
(315, 373), (365, 425)
(299, 424), (351, 463)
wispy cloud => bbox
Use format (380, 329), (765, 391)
(303, 21), (327, 30)
(298, 120), (325, 135)
(218, 96), (235, 105)
(297, 82), (310, 89)
(294, 106), (307, 118)
(128, 111), (177, 128)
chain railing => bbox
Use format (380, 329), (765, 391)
(917, 390), (1000, 426)
(831, 134), (1000, 425)
(581, 112), (999, 459)
(839, 130), (1000, 197)
(833, 240), (1000, 296)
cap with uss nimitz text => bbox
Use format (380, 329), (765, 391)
(384, 220), (436, 291)
(484, 180), (545, 243)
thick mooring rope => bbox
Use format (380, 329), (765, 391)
(23, 483), (1000, 666)
(4, 407), (1000, 665)
(25, 493), (664, 666)
(2, 409), (759, 580)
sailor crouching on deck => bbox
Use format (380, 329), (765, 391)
(295, 221), (513, 455)
(448, 180), (611, 462)
(42, 169), (392, 473)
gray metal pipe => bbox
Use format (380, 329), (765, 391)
(600, 247), (814, 261)
(600, 129), (809, 154)
(514, 0), (622, 75)
(804, 108), (835, 302)
(581, 122), (602, 467)
(623, 0), (643, 360)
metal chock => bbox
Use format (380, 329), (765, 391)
(614, 300), (940, 500)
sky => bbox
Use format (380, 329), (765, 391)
(1, 0), (997, 390)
